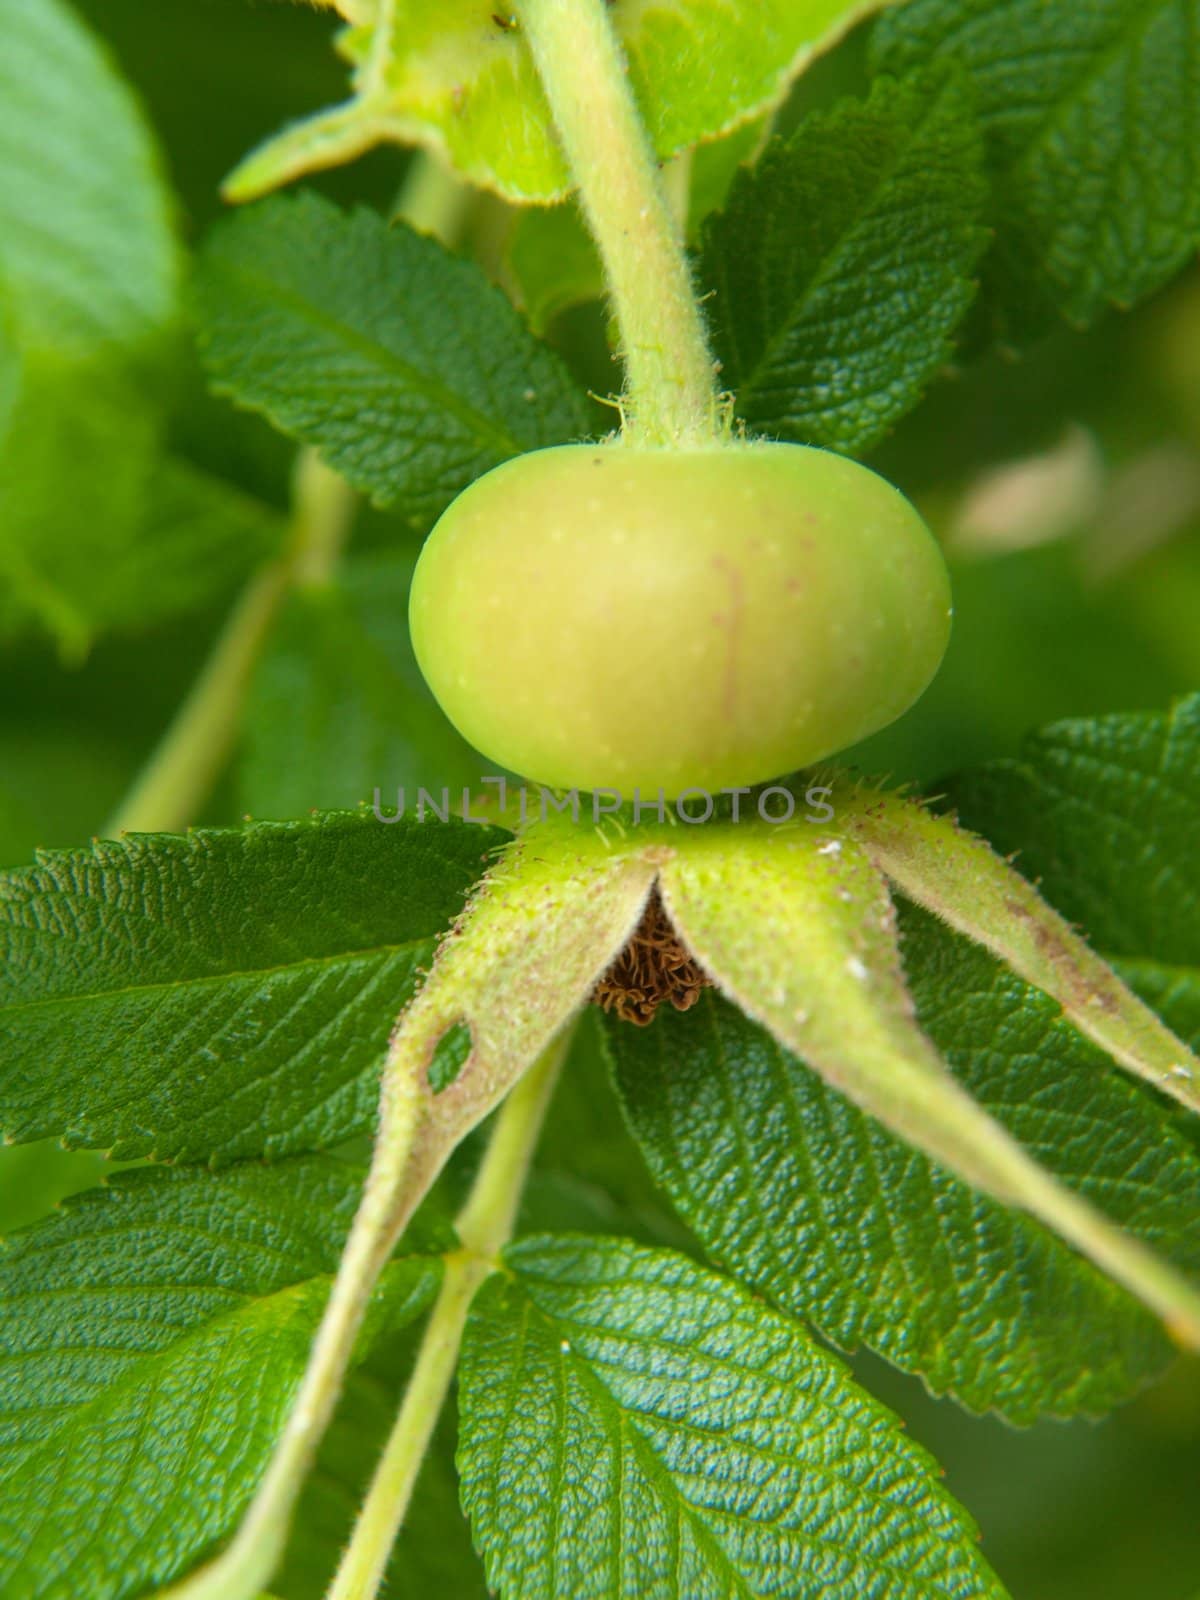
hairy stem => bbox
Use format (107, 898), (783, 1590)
(514, 0), (719, 446)
(103, 451), (354, 837)
(158, 1061), (431, 1600)
(325, 1031), (569, 1600)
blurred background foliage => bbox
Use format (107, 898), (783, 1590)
(2, 5), (1199, 1597)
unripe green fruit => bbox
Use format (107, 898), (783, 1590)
(409, 442), (951, 797)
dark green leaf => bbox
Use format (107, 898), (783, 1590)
(0, 1156), (442, 1600)
(459, 1234), (1009, 1599)
(608, 928), (1200, 1423)
(872, 0), (1200, 336)
(238, 551), (479, 822)
(608, 696), (1200, 1421)
(195, 192), (595, 522)
(0, 811), (508, 1163)
(944, 693), (1200, 1058)
(699, 70), (988, 454)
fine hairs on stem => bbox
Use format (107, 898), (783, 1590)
(324, 1034), (569, 1600)
(514, 0), (721, 446)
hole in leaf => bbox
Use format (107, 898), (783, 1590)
(428, 1019), (473, 1093)
(592, 887), (711, 1027)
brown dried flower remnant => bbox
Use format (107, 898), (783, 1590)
(592, 887), (711, 1026)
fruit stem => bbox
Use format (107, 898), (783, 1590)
(324, 1030), (569, 1600)
(514, 0), (720, 446)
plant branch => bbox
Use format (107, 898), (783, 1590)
(157, 1056), (432, 1600)
(513, 0), (719, 446)
(325, 1029), (570, 1600)
(103, 450), (355, 837)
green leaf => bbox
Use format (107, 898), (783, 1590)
(0, 442), (286, 654)
(871, 0), (1200, 336)
(0, 1141), (106, 1235)
(655, 806), (1200, 1351)
(504, 201), (605, 337)
(120, 456), (289, 626)
(226, 0), (897, 205)
(0, 0), (179, 356)
(943, 694), (1200, 1061)
(699, 70), (989, 455)
(195, 192), (594, 522)
(606, 944), (1200, 1421)
(0, 353), (159, 655)
(238, 550), (479, 822)
(0, 811), (507, 1163)
(458, 1234), (1009, 1599)
(0, 1156), (442, 1600)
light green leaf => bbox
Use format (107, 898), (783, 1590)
(0, 811), (506, 1162)
(121, 456), (288, 625)
(0, 1157), (443, 1600)
(458, 1234), (1009, 1599)
(872, 0), (1200, 336)
(656, 809), (1200, 1349)
(504, 201), (604, 336)
(700, 70), (989, 455)
(195, 192), (594, 521)
(838, 777), (1200, 1118)
(0, 444), (287, 655)
(226, 0), (898, 204)
(238, 550), (478, 821)
(0, 352), (158, 654)
(0, 0), (179, 355)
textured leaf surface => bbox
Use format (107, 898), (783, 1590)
(195, 193), (593, 522)
(657, 809), (1200, 1351)
(238, 551), (478, 821)
(872, 0), (1200, 334)
(228, 0), (895, 204)
(944, 694), (1200, 1064)
(0, 1158), (442, 1600)
(157, 811), (661, 1600)
(0, 812), (506, 1162)
(607, 922), (1200, 1421)
(0, 0), (178, 354)
(700, 71), (988, 455)
(458, 1234), (1008, 1599)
